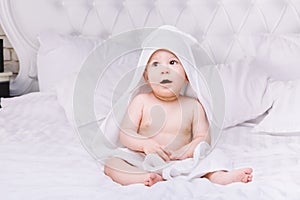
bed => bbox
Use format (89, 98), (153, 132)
(1, 0), (300, 199)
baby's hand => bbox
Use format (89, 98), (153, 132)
(142, 139), (171, 161)
(169, 146), (193, 160)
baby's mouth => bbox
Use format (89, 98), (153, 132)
(160, 79), (172, 84)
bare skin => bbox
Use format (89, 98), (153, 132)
(105, 157), (164, 187)
(104, 49), (253, 186)
(205, 168), (253, 185)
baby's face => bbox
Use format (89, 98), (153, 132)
(144, 49), (187, 100)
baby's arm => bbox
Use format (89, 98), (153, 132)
(119, 94), (171, 161)
(170, 100), (210, 160)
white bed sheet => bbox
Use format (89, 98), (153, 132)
(1, 92), (300, 200)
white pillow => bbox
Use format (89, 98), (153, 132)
(55, 72), (77, 124)
(55, 48), (141, 127)
(254, 35), (300, 81)
(217, 57), (273, 128)
(37, 32), (100, 92)
(254, 80), (300, 133)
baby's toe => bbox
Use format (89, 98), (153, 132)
(248, 175), (253, 182)
(144, 180), (150, 186)
(244, 168), (253, 174)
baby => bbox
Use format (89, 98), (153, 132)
(104, 49), (253, 186)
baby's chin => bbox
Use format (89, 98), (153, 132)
(153, 89), (180, 101)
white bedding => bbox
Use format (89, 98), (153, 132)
(1, 92), (300, 200)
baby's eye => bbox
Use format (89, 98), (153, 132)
(170, 60), (178, 65)
(151, 62), (159, 67)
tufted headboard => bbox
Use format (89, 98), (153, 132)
(1, 0), (300, 95)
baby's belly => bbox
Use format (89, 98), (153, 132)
(151, 133), (190, 151)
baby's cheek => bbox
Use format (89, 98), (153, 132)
(148, 74), (161, 83)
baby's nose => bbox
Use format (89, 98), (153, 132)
(160, 65), (170, 74)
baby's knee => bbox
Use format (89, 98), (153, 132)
(104, 163), (110, 176)
(104, 157), (120, 176)
(104, 159), (112, 176)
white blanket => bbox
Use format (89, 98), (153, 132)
(115, 142), (232, 180)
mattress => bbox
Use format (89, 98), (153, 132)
(1, 92), (300, 200)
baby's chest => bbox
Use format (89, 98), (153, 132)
(140, 105), (193, 132)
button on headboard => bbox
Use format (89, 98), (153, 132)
(1, 0), (300, 95)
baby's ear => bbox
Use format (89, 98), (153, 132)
(143, 70), (149, 81)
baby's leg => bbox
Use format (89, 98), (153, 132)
(203, 168), (253, 185)
(104, 157), (164, 186)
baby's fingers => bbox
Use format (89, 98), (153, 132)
(161, 147), (171, 157)
(157, 149), (170, 161)
(169, 152), (180, 160)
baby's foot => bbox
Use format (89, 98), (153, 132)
(144, 173), (164, 187)
(205, 168), (253, 185)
